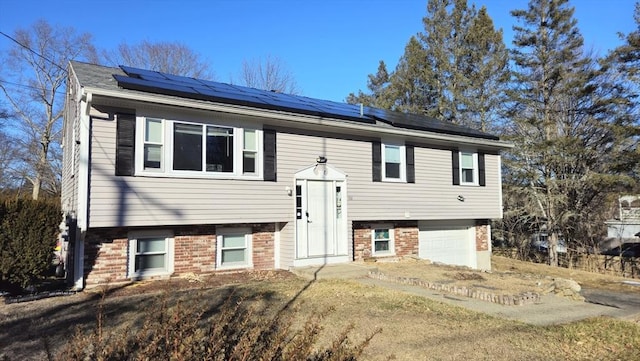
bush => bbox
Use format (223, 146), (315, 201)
(55, 291), (380, 361)
(0, 197), (61, 289)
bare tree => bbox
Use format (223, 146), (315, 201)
(0, 20), (97, 199)
(103, 40), (214, 79)
(236, 55), (300, 94)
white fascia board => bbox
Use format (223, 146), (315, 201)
(83, 86), (514, 150)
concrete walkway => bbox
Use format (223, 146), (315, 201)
(292, 263), (640, 326)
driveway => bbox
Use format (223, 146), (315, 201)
(582, 287), (640, 318)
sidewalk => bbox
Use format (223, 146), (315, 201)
(292, 263), (639, 326)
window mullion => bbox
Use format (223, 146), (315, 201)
(167, 120), (175, 173)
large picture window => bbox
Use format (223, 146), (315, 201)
(137, 117), (262, 179)
(174, 123), (203, 171)
(206, 126), (234, 172)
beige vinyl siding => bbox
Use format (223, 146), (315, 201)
(88, 116), (294, 227)
(279, 221), (295, 268)
(61, 76), (82, 215)
(88, 117), (502, 228)
(277, 133), (503, 221)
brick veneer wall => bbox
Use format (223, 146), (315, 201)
(83, 223), (275, 287)
(252, 223), (275, 270)
(475, 221), (489, 251)
(353, 221), (419, 260)
(394, 221), (419, 256)
(353, 226), (372, 260)
(174, 225), (217, 274)
(84, 228), (129, 285)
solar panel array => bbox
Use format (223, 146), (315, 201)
(114, 65), (499, 140)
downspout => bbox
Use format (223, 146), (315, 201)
(73, 89), (92, 290)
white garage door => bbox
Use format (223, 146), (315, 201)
(418, 221), (476, 268)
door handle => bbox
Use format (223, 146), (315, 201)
(306, 211), (311, 223)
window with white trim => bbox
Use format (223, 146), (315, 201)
(372, 225), (395, 256)
(128, 231), (174, 278)
(242, 129), (257, 174)
(459, 151), (478, 185)
(143, 118), (163, 170)
(137, 117), (262, 178)
(382, 144), (406, 181)
(217, 227), (252, 269)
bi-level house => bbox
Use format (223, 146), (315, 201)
(61, 61), (512, 289)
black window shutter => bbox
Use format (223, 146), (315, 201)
(263, 129), (277, 182)
(451, 150), (460, 185)
(116, 113), (136, 176)
(406, 145), (415, 183)
(478, 153), (486, 187)
(372, 141), (381, 182)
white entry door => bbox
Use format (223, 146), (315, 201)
(306, 180), (335, 256)
(295, 178), (347, 260)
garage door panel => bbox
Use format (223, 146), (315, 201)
(418, 221), (476, 268)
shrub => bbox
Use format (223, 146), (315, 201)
(0, 197), (61, 289)
(55, 291), (380, 361)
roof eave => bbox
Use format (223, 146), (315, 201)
(81, 86), (514, 150)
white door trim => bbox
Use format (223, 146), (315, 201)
(293, 164), (348, 266)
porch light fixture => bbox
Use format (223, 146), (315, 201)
(457, 195), (465, 202)
(316, 156), (327, 164)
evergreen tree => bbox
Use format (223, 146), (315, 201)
(606, 2), (640, 186)
(506, 0), (638, 265)
(608, 2), (640, 86)
(347, 0), (508, 132)
(385, 37), (434, 115)
(346, 60), (392, 108)
(461, 7), (510, 132)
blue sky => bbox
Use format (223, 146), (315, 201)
(0, 0), (636, 102)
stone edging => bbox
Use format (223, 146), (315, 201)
(368, 271), (541, 306)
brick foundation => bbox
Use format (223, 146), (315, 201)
(83, 223), (276, 287)
(84, 228), (129, 285)
(174, 225), (217, 274)
(252, 223), (275, 270)
(394, 221), (419, 257)
(475, 221), (489, 251)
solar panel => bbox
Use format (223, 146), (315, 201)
(113, 75), (197, 98)
(114, 65), (499, 140)
(119, 66), (167, 81)
(364, 107), (499, 140)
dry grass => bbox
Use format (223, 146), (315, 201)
(372, 255), (640, 295)
(492, 256), (640, 293)
(1, 261), (640, 360)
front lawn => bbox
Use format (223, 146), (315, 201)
(1, 269), (639, 360)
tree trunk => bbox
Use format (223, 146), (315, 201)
(31, 176), (41, 200)
(548, 230), (559, 267)
(31, 141), (48, 200)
